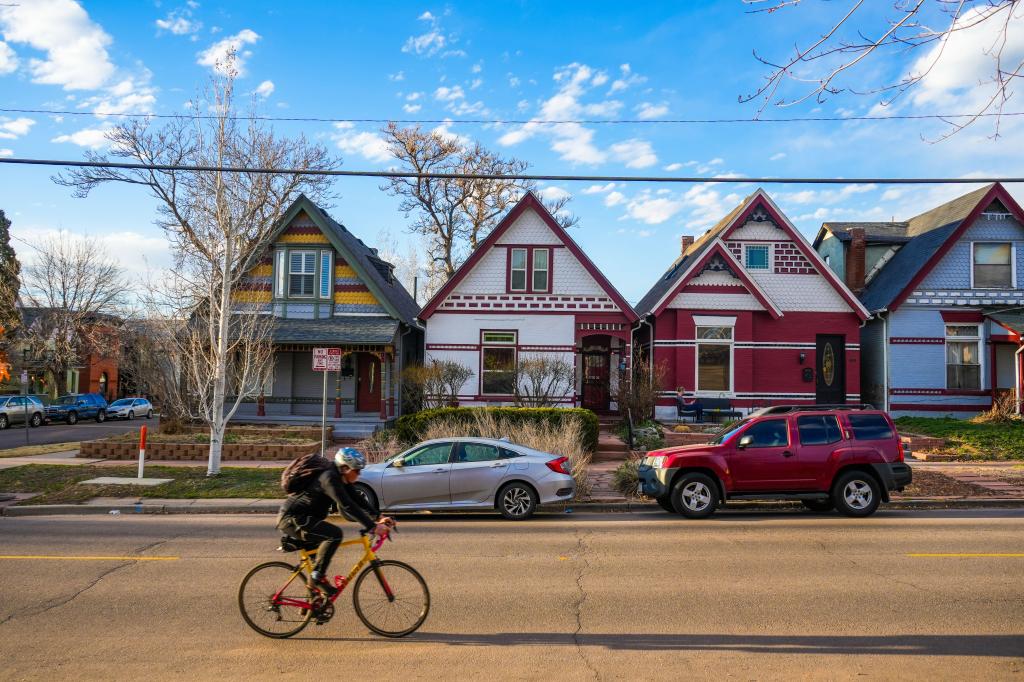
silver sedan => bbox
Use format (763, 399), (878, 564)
(353, 438), (576, 520)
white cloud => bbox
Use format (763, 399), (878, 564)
(609, 63), (646, 93)
(471, 62), (482, 74)
(663, 163), (683, 171)
(769, 152), (786, 161)
(0, 0), (115, 89)
(881, 188), (905, 201)
(434, 85), (464, 101)
(388, 71), (405, 81)
(0, 148), (13, 157)
(538, 186), (572, 203)
(51, 125), (111, 149)
(583, 100), (623, 117)
(82, 73), (157, 116)
(403, 103), (422, 113)
(155, 11), (201, 37)
(418, 11), (436, 22)
(0, 42), (18, 75)
(604, 191), (626, 207)
(583, 182), (616, 194)
(778, 183), (879, 206)
(13, 226), (173, 277)
(406, 91), (423, 101)
(0, 117), (35, 139)
(625, 196), (684, 224)
(591, 71), (609, 87)
(449, 99), (486, 115)
(470, 78), (483, 89)
(196, 28), (260, 76)
(403, 29), (446, 56)
(636, 102), (668, 119)
(637, 229), (653, 238)
(332, 122), (391, 163)
(254, 80), (274, 98)
(610, 138), (657, 168)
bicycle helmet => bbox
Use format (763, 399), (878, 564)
(335, 447), (366, 471)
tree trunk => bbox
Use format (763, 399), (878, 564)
(207, 241), (233, 477)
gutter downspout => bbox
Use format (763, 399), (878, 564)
(1015, 344), (1024, 415)
(639, 315), (655, 389)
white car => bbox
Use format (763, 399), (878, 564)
(353, 437), (576, 520)
(105, 398), (154, 420)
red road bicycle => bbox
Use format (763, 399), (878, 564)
(238, 531), (429, 639)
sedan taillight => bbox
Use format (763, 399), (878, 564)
(546, 456), (570, 475)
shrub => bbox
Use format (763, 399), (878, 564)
(513, 356), (575, 407)
(401, 359), (474, 409)
(416, 409), (592, 499)
(612, 456), (643, 498)
(395, 406), (599, 454)
(615, 348), (670, 422)
(972, 393), (1020, 424)
(356, 429), (406, 464)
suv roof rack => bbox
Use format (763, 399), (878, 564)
(755, 404), (875, 415)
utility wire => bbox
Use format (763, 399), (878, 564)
(1, 156), (1022, 184)
(3, 107), (1024, 126)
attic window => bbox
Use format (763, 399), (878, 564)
(972, 242), (1013, 289)
(744, 244), (769, 271)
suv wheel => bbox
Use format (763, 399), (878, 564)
(802, 499), (834, 513)
(670, 473), (718, 519)
(833, 471), (881, 517)
(655, 495), (675, 513)
(0, 415), (7, 430)
(29, 413), (42, 428)
(497, 482), (538, 520)
(67, 411), (78, 425)
(96, 411), (106, 423)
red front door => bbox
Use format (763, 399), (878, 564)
(356, 353), (381, 413)
(581, 351), (610, 411)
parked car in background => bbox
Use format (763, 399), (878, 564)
(352, 438), (576, 520)
(105, 398), (153, 420)
(0, 395), (46, 429)
(45, 393), (109, 425)
(638, 405), (911, 519)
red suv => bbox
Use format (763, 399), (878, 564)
(637, 405), (912, 518)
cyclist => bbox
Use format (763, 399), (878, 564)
(277, 447), (393, 595)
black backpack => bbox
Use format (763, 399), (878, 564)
(281, 453), (332, 494)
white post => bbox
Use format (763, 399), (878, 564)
(137, 425), (148, 479)
(321, 369), (328, 456)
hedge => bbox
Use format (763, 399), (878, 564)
(394, 407), (600, 454)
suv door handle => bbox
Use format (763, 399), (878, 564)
(782, 450), (795, 458)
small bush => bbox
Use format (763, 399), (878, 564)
(356, 429), (407, 464)
(972, 393), (1020, 424)
(395, 406), (599, 454)
(615, 419), (664, 452)
(612, 457), (643, 498)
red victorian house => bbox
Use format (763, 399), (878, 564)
(634, 189), (869, 420)
(419, 192), (637, 410)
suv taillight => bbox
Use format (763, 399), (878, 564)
(896, 439), (906, 462)
(546, 456), (570, 475)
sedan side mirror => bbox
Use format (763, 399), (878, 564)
(738, 435), (753, 450)
(391, 458), (404, 468)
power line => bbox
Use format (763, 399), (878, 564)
(1, 156), (1022, 185)
(2, 106), (1023, 126)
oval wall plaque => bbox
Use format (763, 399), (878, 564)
(822, 343), (835, 387)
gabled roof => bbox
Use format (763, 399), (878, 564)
(418, 191), (638, 321)
(636, 189), (869, 320)
(650, 239), (783, 319)
(813, 222), (912, 248)
(266, 195), (420, 326)
(859, 183), (1024, 312)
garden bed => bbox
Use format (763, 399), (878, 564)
(895, 417), (1024, 460)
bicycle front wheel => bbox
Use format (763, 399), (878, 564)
(353, 559), (430, 638)
(238, 561), (314, 639)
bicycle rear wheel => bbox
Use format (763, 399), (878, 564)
(352, 559), (430, 638)
(238, 561), (314, 638)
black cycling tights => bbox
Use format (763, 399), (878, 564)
(284, 518), (342, 575)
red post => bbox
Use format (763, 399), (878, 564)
(256, 392), (266, 417)
(334, 396), (342, 419)
(139, 424), (148, 450)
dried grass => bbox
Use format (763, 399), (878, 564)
(355, 430), (407, 463)
(971, 393), (1021, 424)
(419, 410), (592, 498)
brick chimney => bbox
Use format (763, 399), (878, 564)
(680, 235), (694, 256)
(845, 227), (866, 293)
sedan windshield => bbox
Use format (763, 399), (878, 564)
(708, 418), (752, 445)
(109, 400), (133, 407)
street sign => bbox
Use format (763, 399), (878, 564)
(312, 347), (342, 372)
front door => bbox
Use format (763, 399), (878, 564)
(815, 335), (846, 404)
(380, 441), (453, 508)
(581, 351), (610, 411)
(356, 352), (381, 413)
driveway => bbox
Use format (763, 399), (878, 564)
(0, 417), (158, 450)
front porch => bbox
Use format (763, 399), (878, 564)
(231, 412), (387, 439)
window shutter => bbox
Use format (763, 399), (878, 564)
(320, 250), (333, 299)
(275, 250), (286, 298)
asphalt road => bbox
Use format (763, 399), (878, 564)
(0, 510), (1022, 681)
(0, 416), (156, 449)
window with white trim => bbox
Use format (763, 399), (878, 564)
(696, 325), (733, 393)
(510, 249), (527, 292)
(973, 242), (1013, 288)
(289, 251), (316, 297)
(945, 324), (981, 390)
(481, 331), (517, 395)
(532, 248), (550, 291)
(744, 244), (770, 271)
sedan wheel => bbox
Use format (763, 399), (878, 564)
(146, 410), (153, 419)
(127, 411), (135, 421)
(0, 415), (7, 430)
(497, 482), (538, 520)
(670, 473), (719, 519)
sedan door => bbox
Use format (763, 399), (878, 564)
(379, 441), (454, 508)
(448, 441), (510, 505)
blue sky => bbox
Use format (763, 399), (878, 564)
(0, 1), (1022, 303)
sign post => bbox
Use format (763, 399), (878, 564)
(312, 348), (342, 456)
(20, 370), (28, 446)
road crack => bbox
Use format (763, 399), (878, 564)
(0, 561), (131, 627)
(570, 529), (599, 681)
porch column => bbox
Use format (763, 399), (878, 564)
(379, 353), (388, 420)
(334, 364), (342, 418)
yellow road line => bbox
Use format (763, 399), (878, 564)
(0, 555), (179, 561)
(907, 553), (1024, 557)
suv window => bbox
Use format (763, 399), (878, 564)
(740, 419), (789, 448)
(456, 442), (500, 463)
(401, 443), (452, 467)
(797, 415), (843, 446)
(847, 414), (894, 440)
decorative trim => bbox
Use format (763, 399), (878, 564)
(889, 388), (990, 396)
(940, 310), (984, 323)
(890, 337), (946, 345)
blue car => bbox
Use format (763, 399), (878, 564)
(45, 393), (109, 425)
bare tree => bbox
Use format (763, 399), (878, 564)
(55, 52), (337, 475)
(742, 0), (1023, 139)
(381, 123), (579, 292)
(514, 356), (575, 407)
(20, 234), (128, 396)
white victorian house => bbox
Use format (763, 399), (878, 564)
(418, 192), (638, 411)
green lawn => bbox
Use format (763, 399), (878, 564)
(895, 417), (1024, 460)
(0, 464), (282, 505)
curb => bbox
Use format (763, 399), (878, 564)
(3, 498), (1023, 516)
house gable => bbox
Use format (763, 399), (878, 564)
(419, 192), (637, 320)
